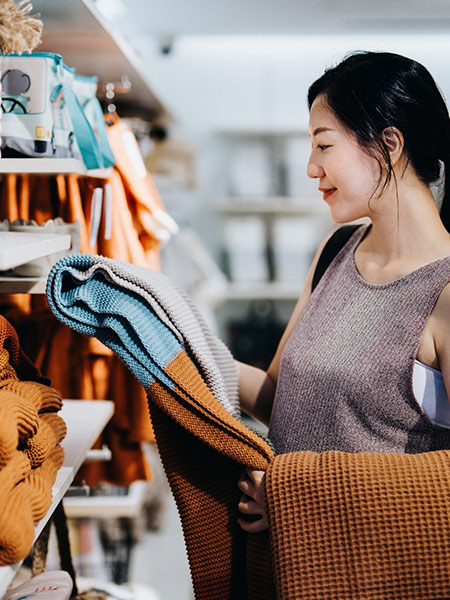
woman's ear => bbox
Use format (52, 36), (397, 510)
(381, 127), (405, 166)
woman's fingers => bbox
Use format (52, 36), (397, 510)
(237, 515), (268, 533)
(237, 468), (269, 532)
(237, 474), (253, 497)
(238, 494), (263, 516)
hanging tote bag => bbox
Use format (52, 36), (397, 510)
(0, 52), (114, 170)
(71, 73), (115, 168)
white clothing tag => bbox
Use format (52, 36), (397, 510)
(104, 183), (112, 240)
(89, 187), (103, 247)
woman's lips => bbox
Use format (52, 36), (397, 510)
(322, 189), (336, 201)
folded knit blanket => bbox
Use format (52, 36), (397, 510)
(0, 318), (66, 566)
(0, 444), (65, 565)
(266, 450), (450, 600)
(0, 316), (49, 385)
(47, 254), (275, 600)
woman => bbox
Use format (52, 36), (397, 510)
(236, 50), (450, 533)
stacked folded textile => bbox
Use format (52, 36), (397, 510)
(46, 253), (275, 600)
(0, 316), (66, 566)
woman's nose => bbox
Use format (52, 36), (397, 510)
(307, 157), (325, 179)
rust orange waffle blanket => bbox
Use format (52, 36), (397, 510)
(266, 450), (450, 600)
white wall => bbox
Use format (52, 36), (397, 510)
(137, 33), (450, 282)
(135, 33), (450, 134)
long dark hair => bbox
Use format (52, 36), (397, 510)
(307, 50), (450, 232)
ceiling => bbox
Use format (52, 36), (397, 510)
(114, 0), (450, 36)
(29, 0), (450, 126)
(33, 0), (450, 38)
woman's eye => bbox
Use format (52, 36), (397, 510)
(318, 145), (330, 151)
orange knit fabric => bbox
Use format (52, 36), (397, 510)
(0, 316), (48, 384)
(25, 444), (65, 521)
(0, 379), (63, 413)
(24, 413), (67, 468)
(0, 390), (39, 464)
(265, 450), (450, 600)
(0, 319), (66, 565)
(145, 367), (276, 599)
(0, 444), (65, 566)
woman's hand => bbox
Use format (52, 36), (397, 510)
(237, 467), (268, 533)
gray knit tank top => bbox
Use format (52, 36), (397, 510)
(269, 225), (450, 455)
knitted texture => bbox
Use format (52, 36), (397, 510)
(270, 225), (450, 454)
(0, 379), (63, 413)
(266, 450), (450, 600)
(26, 444), (65, 522)
(0, 347), (19, 382)
(0, 317), (66, 566)
(0, 445), (65, 566)
(0, 397), (18, 466)
(24, 413), (67, 467)
(46, 253), (275, 600)
(0, 389), (39, 443)
(0, 316), (49, 384)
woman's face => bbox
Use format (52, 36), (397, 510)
(307, 94), (382, 223)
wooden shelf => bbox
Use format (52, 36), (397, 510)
(0, 158), (112, 178)
(0, 232), (71, 271)
(224, 281), (301, 300)
(0, 400), (114, 596)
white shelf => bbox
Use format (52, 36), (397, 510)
(0, 232), (71, 271)
(0, 158), (112, 178)
(215, 197), (327, 214)
(64, 480), (148, 519)
(0, 276), (47, 294)
(60, 400), (115, 476)
(0, 400), (114, 596)
(224, 281), (301, 300)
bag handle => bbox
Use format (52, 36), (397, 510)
(83, 96), (116, 168)
(51, 83), (103, 170)
(311, 224), (362, 292)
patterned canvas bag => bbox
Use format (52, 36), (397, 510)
(0, 52), (114, 170)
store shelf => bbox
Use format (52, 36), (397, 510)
(0, 232), (71, 271)
(214, 197), (327, 214)
(64, 480), (148, 519)
(60, 400), (114, 476)
(0, 276), (48, 294)
(224, 281), (301, 300)
(0, 158), (112, 178)
(0, 400), (114, 597)
(35, 0), (170, 119)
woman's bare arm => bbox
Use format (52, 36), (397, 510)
(235, 232), (333, 426)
